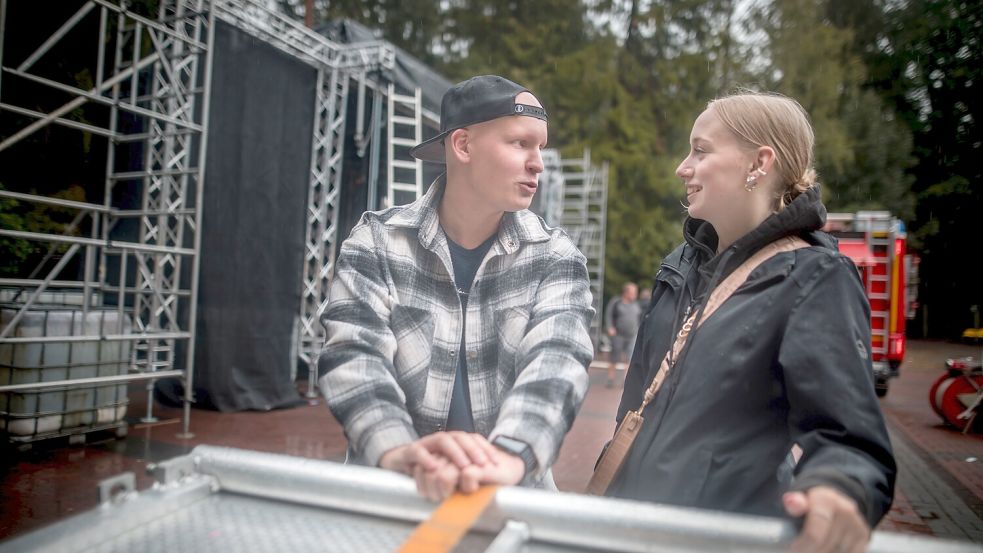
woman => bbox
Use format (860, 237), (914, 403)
(602, 92), (895, 552)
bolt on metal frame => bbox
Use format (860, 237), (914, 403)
(0, 0), (214, 439)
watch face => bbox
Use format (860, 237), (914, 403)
(494, 436), (535, 473)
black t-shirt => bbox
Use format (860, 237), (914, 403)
(444, 232), (497, 432)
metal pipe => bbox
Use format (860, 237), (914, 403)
(0, 279), (192, 298)
(130, 20), (140, 106)
(96, 5), (106, 89)
(108, 167), (202, 180)
(0, 0), (6, 98)
(0, 277), (99, 290)
(0, 189), (112, 212)
(179, 0), (217, 440)
(92, 0), (208, 50)
(1, 62), (202, 134)
(367, 87), (382, 210)
(0, 244), (81, 339)
(109, 207), (199, 217)
(0, 331), (191, 345)
(187, 446), (978, 553)
(0, 52), (162, 152)
(0, 369), (182, 393)
(17, 2), (97, 72)
(0, 228), (196, 255)
(114, 127), (199, 142)
(141, 377), (158, 423)
(0, 102), (118, 137)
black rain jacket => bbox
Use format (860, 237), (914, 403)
(605, 186), (896, 527)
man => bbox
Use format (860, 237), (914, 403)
(318, 75), (594, 501)
(604, 282), (640, 387)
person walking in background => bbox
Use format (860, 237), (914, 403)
(604, 282), (641, 387)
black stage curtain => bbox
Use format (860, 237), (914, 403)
(192, 21), (315, 411)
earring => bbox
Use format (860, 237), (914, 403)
(745, 174), (758, 191)
(744, 168), (767, 191)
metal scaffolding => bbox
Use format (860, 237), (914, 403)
(0, 0), (215, 441)
(558, 149), (608, 344)
(2, 0), (603, 426)
(0, 0), (420, 429)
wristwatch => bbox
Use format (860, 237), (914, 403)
(491, 435), (537, 478)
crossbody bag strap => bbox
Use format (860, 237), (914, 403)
(585, 236), (809, 495)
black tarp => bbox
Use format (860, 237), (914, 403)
(190, 21), (314, 411)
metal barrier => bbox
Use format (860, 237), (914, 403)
(1, 445), (978, 553)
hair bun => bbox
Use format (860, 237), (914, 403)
(795, 168), (817, 189)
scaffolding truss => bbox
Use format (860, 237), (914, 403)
(0, 0), (214, 438)
(2, 0), (604, 423)
(558, 150), (608, 344)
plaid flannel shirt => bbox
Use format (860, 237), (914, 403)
(318, 175), (594, 479)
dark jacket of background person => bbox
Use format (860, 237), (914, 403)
(605, 186), (896, 527)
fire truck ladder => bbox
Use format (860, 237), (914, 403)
(853, 212), (896, 361)
(386, 84), (423, 207)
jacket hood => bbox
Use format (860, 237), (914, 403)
(683, 185), (835, 293)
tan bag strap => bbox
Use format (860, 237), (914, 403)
(634, 236), (809, 417)
(585, 236), (808, 496)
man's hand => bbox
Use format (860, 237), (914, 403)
(460, 445), (526, 491)
(379, 432), (503, 501)
(783, 486), (870, 553)
(379, 431), (495, 475)
(607, 327), (616, 337)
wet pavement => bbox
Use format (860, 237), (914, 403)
(2, 339), (982, 544)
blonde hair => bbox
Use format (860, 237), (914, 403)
(707, 91), (817, 211)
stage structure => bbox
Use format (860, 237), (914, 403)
(0, 0), (216, 444)
(0, 0), (407, 438)
(1, 0), (609, 434)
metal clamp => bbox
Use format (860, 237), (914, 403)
(147, 454), (198, 487)
(97, 472), (136, 505)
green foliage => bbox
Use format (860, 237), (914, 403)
(863, 0), (982, 335)
(0, 184), (85, 278)
(272, 0), (974, 333)
(751, 0), (917, 220)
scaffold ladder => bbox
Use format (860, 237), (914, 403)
(386, 84), (423, 208)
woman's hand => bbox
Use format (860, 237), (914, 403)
(783, 486), (870, 553)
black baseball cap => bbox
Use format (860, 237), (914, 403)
(409, 75), (548, 163)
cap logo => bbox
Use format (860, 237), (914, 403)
(513, 104), (547, 121)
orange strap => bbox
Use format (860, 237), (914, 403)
(397, 486), (499, 553)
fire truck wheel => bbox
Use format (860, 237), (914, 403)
(889, 360), (901, 377)
(875, 378), (889, 397)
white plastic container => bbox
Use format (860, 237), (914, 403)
(1, 301), (132, 440)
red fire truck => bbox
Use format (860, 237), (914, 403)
(824, 212), (918, 397)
